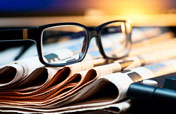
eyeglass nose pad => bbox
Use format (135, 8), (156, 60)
(80, 37), (88, 57)
(95, 34), (107, 57)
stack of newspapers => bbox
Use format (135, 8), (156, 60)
(0, 27), (176, 114)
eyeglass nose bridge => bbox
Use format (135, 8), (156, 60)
(87, 28), (107, 58)
(89, 28), (98, 39)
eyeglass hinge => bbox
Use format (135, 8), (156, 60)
(23, 29), (28, 40)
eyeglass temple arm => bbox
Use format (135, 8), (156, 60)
(0, 26), (123, 41)
(0, 29), (30, 60)
(14, 42), (33, 60)
(0, 29), (27, 40)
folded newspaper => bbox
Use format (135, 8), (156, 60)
(0, 55), (176, 113)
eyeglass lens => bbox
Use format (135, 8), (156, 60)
(42, 25), (87, 65)
(100, 22), (129, 58)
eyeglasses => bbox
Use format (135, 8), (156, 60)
(0, 20), (132, 67)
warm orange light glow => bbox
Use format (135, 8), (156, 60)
(126, 20), (132, 34)
(83, 0), (175, 26)
(113, 1), (150, 15)
(85, 0), (168, 15)
(121, 22), (126, 34)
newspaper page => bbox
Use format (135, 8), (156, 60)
(1, 41), (176, 98)
(132, 31), (174, 48)
(131, 27), (173, 43)
(0, 59), (176, 113)
(130, 38), (176, 56)
(51, 58), (176, 113)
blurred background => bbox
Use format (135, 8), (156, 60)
(0, 0), (176, 26)
(1, 0), (175, 16)
(1, 0), (176, 65)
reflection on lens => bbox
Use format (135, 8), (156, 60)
(42, 25), (86, 65)
(100, 22), (129, 58)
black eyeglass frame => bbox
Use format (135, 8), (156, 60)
(0, 20), (132, 67)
